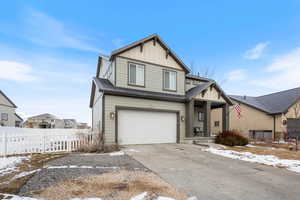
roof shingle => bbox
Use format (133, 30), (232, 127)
(229, 87), (300, 114)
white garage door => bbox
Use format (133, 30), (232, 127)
(118, 110), (177, 145)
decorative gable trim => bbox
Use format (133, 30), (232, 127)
(110, 34), (190, 73)
(186, 82), (233, 105)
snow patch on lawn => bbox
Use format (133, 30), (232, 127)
(130, 192), (148, 200)
(204, 147), (300, 173)
(1, 193), (192, 200)
(156, 196), (175, 200)
(0, 193), (39, 200)
(109, 151), (125, 156)
(0, 156), (29, 175)
(71, 198), (102, 200)
(13, 169), (41, 179)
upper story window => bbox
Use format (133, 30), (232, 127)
(163, 70), (177, 91)
(128, 62), (145, 87)
(1, 113), (8, 121)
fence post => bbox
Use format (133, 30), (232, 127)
(43, 134), (46, 153)
(296, 137), (298, 152)
(4, 132), (7, 157)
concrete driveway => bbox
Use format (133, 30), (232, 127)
(125, 144), (300, 200)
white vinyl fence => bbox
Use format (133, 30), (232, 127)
(0, 127), (92, 156)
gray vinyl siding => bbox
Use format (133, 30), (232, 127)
(104, 95), (186, 144)
(115, 56), (185, 95)
(92, 89), (103, 133)
(0, 105), (16, 127)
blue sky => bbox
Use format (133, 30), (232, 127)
(1, 0), (300, 123)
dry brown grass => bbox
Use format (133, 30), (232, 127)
(76, 132), (120, 153)
(35, 170), (187, 200)
(227, 145), (300, 160)
(0, 153), (67, 194)
(254, 142), (297, 151)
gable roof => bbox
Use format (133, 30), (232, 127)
(0, 90), (17, 108)
(28, 113), (59, 120)
(110, 34), (191, 73)
(229, 87), (300, 115)
(186, 81), (233, 105)
(15, 113), (23, 121)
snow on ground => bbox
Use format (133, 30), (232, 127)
(0, 193), (195, 200)
(130, 192), (148, 200)
(130, 192), (177, 200)
(109, 151), (125, 156)
(12, 169), (41, 179)
(204, 147), (300, 173)
(71, 198), (102, 200)
(0, 156), (29, 175)
(156, 197), (175, 200)
(0, 193), (39, 200)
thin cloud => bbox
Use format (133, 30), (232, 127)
(227, 69), (247, 81)
(24, 9), (100, 52)
(244, 42), (270, 60)
(0, 61), (38, 82)
(251, 47), (300, 90)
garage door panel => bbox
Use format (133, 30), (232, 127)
(118, 110), (177, 145)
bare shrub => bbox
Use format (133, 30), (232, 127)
(76, 132), (119, 153)
(215, 130), (249, 146)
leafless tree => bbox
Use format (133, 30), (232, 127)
(189, 62), (227, 85)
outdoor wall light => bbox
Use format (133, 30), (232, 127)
(110, 112), (115, 120)
(181, 116), (185, 122)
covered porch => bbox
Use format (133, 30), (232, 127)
(185, 100), (229, 138)
(184, 81), (233, 139)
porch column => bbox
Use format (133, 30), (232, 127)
(204, 101), (211, 137)
(222, 104), (229, 131)
(185, 99), (194, 137)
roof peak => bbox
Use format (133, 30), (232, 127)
(0, 90), (17, 108)
(257, 86), (300, 98)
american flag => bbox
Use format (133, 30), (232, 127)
(234, 104), (242, 119)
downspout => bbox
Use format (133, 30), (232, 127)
(273, 115), (276, 141)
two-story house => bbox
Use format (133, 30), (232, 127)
(89, 34), (233, 145)
(0, 90), (23, 127)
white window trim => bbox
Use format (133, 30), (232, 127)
(128, 62), (145, 87)
(163, 69), (177, 91)
(1, 113), (8, 121)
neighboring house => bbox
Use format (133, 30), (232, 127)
(89, 34), (233, 145)
(77, 122), (90, 129)
(211, 87), (300, 140)
(0, 90), (22, 127)
(23, 113), (86, 129)
(64, 119), (77, 129)
(23, 113), (65, 129)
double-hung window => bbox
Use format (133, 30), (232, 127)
(163, 70), (177, 91)
(1, 113), (8, 121)
(128, 62), (145, 87)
